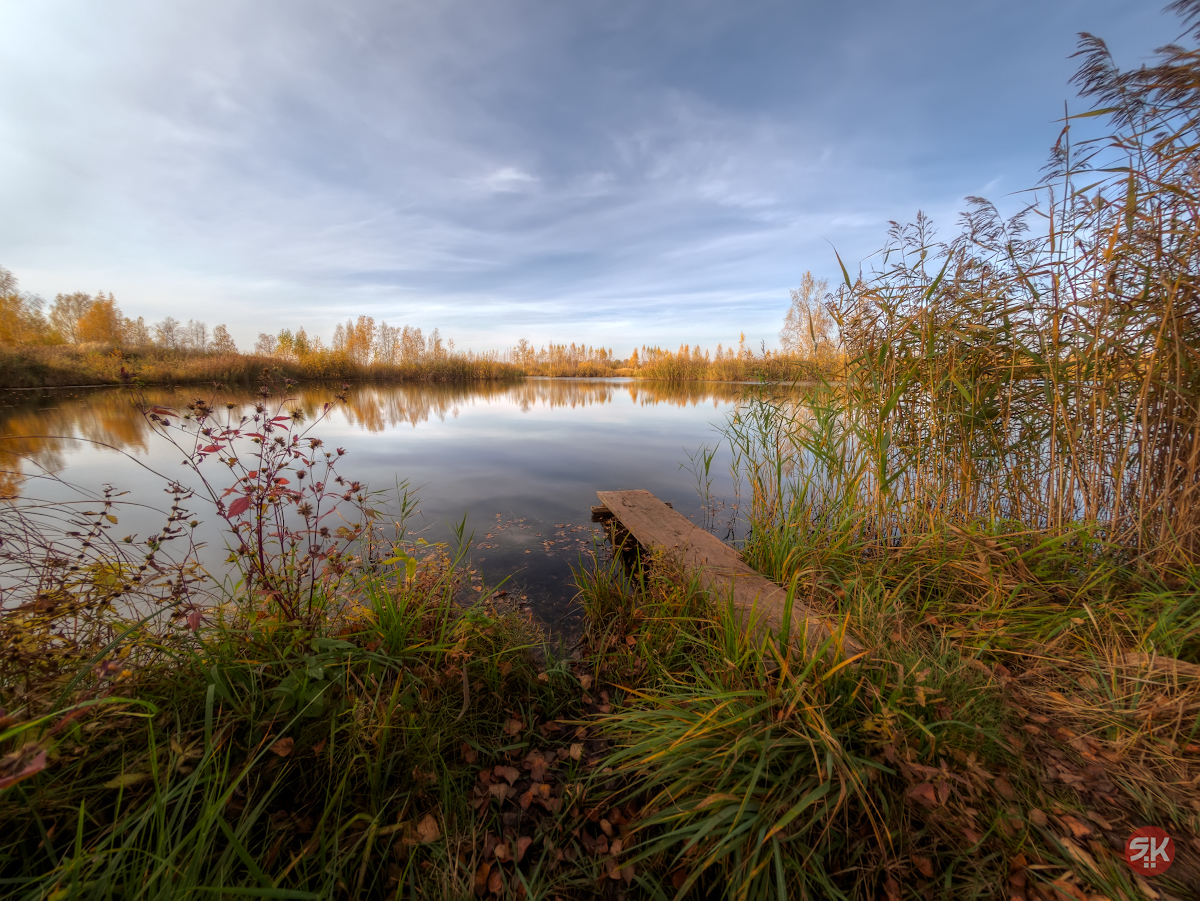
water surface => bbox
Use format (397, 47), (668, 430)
(0, 378), (761, 635)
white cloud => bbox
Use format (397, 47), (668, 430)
(0, 0), (1181, 351)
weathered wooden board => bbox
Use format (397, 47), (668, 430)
(596, 489), (864, 660)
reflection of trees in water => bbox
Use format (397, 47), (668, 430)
(346, 380), (762, 430)
(0, 392), (153, 497)
(627, 381), (750, 408)
(0, 380), (770, 494)
(328, 380), (762, 432)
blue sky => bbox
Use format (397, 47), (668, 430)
(0, 1), (1180, 353)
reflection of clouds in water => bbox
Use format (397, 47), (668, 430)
(0, 379), (782, 493)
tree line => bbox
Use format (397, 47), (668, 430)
(0, 266), (236, 353)
(2, 263), (841, 380)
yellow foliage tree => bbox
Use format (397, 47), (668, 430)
(76, 294), (124, 344)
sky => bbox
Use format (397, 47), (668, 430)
(0, 0), (1183, 354)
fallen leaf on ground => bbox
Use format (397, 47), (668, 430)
(906, 783), (939, 808)
(415, 814), (440, 843)
(494, 842), (510, 861)
(270, 737), (294, 757)
(503, 718), (523, 736)
(473, 862), (490, 897)
(1057, 814), (1092, 839)
(570, 743), (583, 761)
(0, 747), (47, 791)
(103, 772), (148, 789)
(516, 836), (533, 862)
(494, 765), (520, 784)
(913, 855), (933, 877)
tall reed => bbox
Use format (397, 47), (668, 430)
(733, 10), (1200, 571)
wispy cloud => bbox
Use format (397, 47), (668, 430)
(0, 0), (1179, 351)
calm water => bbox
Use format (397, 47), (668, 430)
(1, 378), (763, 635)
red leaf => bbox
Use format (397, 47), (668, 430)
(0, 748), (47, 791)
(150, 407), (174, 416)
(227, 497), (251, 517)
(200, 445), (221, 453)
(906, 783), (940, 808)
(271, 415), (291, 422)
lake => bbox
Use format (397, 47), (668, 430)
(0, 378), (767, 637)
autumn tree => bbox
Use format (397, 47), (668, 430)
(374, 322), (400, 364)
(123, 316), (151, 346)
(0, 266), (51, 345)
(780, 271), (835, 360)
(212, 324), (236, 353)
(254, 333), (278, 356)
(77, 294), (124, 344)
(49, 292), (95, 343)
(182, 319), (208, 351)
(154, 316), (183, 350)
(275, 329), (296, 359)
(333, 315), (376, 364)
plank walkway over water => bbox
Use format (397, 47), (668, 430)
(595, 490), (864, 660)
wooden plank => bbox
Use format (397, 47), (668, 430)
(596, 490), (863, 659)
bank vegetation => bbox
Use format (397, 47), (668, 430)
(2, 8), (1199, 900)
(0, 275), (834, 388)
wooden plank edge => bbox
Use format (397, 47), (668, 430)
(596, 489), (865, 661)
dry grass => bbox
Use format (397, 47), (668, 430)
(710, 13), (1200, 897)
(0, 344), (522, 389)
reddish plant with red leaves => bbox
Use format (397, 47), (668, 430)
(143, 374), (376, 623)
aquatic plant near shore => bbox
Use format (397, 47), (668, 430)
(139, 378), (380, 624)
